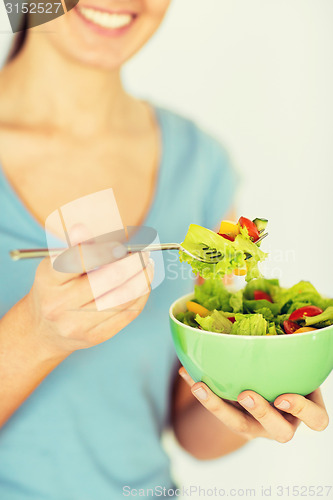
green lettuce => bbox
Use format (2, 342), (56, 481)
(229, 290), (243, 313)
(195, 310), (233, 334)
(276, 281), (333, 313)
(194, 278), (232, 312)
(175, 276), (333, 336)
(231, 313), (267, 336)
(176, 311), (198, 328)
(267, 322), (278, 335)
(243, 278), (281, 302)
(180, 224), (267, 281)
(194, 279), (243, 313)
(243, 299), (280, 318)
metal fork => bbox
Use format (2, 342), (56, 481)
(9, 233), (268, 265)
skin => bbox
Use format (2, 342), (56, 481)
(0, 0), (329, 459)
(173, 367), (329, 459)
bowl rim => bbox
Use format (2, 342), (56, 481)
(169, 292), (333, 339)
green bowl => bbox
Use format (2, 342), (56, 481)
(169, 292), (333, 402)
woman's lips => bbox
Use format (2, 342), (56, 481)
(74, 5), (137, 36)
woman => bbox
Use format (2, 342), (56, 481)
(0, 2), (329, 499)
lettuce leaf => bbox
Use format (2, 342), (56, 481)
(267, 322), (278, 335)
(195, 310), (233, 334)
(231, 313), (267, 336)
(180, 224), (267, 281)
(243, 299), (280, 317)
(176, 311), (198, 328)
(243, 278), (281, 301)
(194, 278), (232, 312)
(276, 281), (332, 312)
(194, 279), (244, 313)
(229, 290), (243, 313)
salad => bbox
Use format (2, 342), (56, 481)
(179, 216), (268, 281)
(176, 278), (333, 336)
(177, 216), (333, 336)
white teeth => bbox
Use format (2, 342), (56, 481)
(78, 7), (133, 29)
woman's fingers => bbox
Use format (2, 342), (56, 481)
(36, 257), (83, 286)
(61, 251), (151, 308)
(82, 250), (150, 296)
(179, 368), (258, 437)
(237, 391), (297, 443)
(179, 367), (329, 443)
(82, 258), (154, 310)
(178, 368), (328, 442)
(274, 388), (329, 432)
(178, 366), (196, 385)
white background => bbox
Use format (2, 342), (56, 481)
(1, 1), (333, 499)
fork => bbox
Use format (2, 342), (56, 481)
(9, 233), (268, 265)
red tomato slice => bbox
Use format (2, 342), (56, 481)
(289, 306), (323, 322)
(238, 217), (260, 242)
(228, 316), (236, 323)
(254, 290), (273, 302)
(283, 320), (300, 335)
(218, 233), (235, 242)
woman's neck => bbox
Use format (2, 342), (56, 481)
(0, 34), (134, 137)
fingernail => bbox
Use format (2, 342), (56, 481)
(239, 396), (255, 409)
(193, 387), (208, 401)
(276, 400), (291, 410)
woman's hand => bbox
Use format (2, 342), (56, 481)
(23, 244), (154, 356)
(179, 367), (329, 443)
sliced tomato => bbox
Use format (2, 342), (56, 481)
(228, 316), (236, 323)
(289, 306), (323, 322)
(283, 320), (300, 335)
(254, 290), (273, 302)
(218, 233), (235, 242)
(238, 216), (260, 242)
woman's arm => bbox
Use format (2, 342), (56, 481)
(0, 297), (69, 428)
(0, 239), (153, 428)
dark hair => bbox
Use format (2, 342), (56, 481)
(7, 14), (29, 62)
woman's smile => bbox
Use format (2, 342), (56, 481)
(75, 5), (138, 36)
(16, 0), (171, 69)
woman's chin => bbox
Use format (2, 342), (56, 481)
(60, 44), (126, 72)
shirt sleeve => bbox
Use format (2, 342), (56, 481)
(202, 136), (240, 231)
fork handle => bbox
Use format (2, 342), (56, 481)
(9, 243), (181, 261)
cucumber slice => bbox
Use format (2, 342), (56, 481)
(253, 218), (268, 232)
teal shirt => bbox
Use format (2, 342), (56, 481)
(0, 107), (237, 500)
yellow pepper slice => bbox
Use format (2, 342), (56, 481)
(293, 327), (317, 334)
(233, 268), (247, 276)
(219, 220), (240, 238)
(186, 301), (210, 317)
